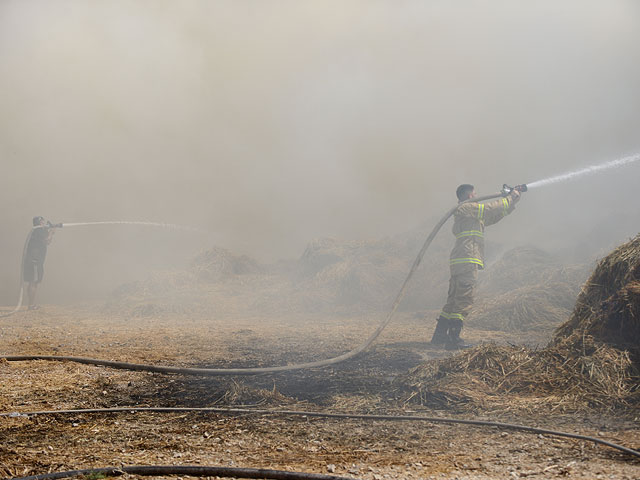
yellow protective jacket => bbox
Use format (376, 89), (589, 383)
(449, 195), (518, 275)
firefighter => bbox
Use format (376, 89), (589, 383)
(23, 216), (56, 310)
(430, 184), (521, 349)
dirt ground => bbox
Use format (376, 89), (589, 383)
(1, 305), (639, 479)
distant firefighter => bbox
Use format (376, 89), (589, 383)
(430, 184), (522, 349)
(23, 216), (58, 310)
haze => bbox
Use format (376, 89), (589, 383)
(1, 0), (639, 304)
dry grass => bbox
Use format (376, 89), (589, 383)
(555, 234), (640, 353)
(469, 246), (589, 333)
(469, 282), (576, 332)
(404, 339), (639, 414)
(404, 235), (640, 414)
(2, 300), (640, 478)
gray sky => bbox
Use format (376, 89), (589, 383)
(1, 0), (639, 303)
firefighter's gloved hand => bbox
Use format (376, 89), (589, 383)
(510, 189), (521, 202)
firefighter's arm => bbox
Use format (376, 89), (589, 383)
(47, 228), (56, 244)
(483, 191), (519, 226)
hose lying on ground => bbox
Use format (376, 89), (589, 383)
(7, 465), (355, 480)
(0, 193), (504, 374)
(2, 406), (639, 460)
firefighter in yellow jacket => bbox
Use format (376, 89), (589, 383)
(430, 184), (521, 349)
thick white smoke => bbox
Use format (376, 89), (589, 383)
(1, 0), (639, 303)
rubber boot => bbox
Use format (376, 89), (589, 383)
(430, 317), (450, 345)
(445, 318), (471, 350)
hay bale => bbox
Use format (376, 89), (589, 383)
(479, 246), (588, 295)
(468, 247), (589, 333)
(105, 270), (198, 315)
(554, 233), (640, 351)
(108, 270), (195, 301)
(469, 282), (576, 332)
(403, 340), (639, 412)
(479, 246), (558, 295)
(191, 246), (263, 283)
(299, 238), (357, 276)
(296, 230), (454, 312)
(296, 237), (407, 310)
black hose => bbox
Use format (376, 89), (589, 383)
(8, 465), (356, 480)
(0, 193), (504, 374)
(2, 405), (638, 460)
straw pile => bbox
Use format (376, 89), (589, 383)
(105, 234), (587, 323)
(191, 246), (264, 282)
(469, 246), (589, 333)
(105, 270), (197, 316)
(468, 283), (577, 332)
(404, 235), (640, 413)
(292, 237), (403, 311)
(404, 339), (638, 413)
(478, 246), (585, 295)
(105, 247), (274, 316)
(295, 233), (452, 312)
(554, 233), (640, 352)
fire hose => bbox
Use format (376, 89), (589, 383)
(7, 465), (355, 480)
(0, 188), (521, 373)
(1, 405), (638, 459)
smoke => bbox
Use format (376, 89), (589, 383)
(1, 0), (639, 304)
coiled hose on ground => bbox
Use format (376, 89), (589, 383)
(0, 192), (503, 373)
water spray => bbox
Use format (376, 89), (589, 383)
(526, 153), (640, 190)
(61, 220), (203, 233)
(501, 153), (639, 196)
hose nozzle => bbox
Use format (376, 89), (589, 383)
(502, 184), (528, 196)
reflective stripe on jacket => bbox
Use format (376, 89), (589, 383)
(449, 196), (516, 275)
